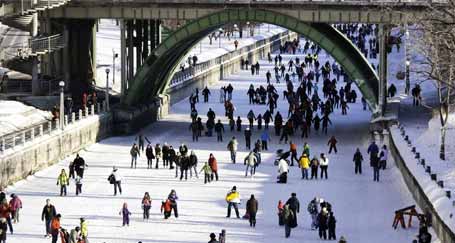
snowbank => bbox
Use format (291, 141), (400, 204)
(0, 100), (52, 136)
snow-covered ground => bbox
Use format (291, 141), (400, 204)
(386, 26), (455, 234)
(95, 19), (285, 93)
(5, 36), (436, 243)
(0, 100), (51, 136)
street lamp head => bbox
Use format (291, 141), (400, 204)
(59, 81), (65, 87)
(219, 28), (223, 32)
(405, 60), (410, 66)
(233, 24), (238, 28)
(246, 22), (250, 25)
(105, 68), (110, 74)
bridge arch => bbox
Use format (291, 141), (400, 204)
(124, 9), (379, 113)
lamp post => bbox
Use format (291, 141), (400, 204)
(105, 68), (110, 111)
(58, 81), (65, 130)
(218, 28), (223, 48)
(405, 60), (410, 95)
(112, 49), (118, 84)
(246, 22), (250, 37)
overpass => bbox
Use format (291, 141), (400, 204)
(0, 0), (443, 121)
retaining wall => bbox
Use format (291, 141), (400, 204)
(0, 114), (112, 187)
(167, 31), (297, 105)
(388, 129), (455, 243)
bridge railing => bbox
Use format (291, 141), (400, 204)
(0, 101), (109, 156)
(29, 34), (65, 55)
(169, 31), (286, 87)
(3, 0), (71, 16)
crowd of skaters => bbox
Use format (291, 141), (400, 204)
(0, 23), (434, 243)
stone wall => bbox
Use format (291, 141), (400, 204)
(388, 130), (455, 243)
(0, 114), (112, 187)
(167, 31), (297, 105)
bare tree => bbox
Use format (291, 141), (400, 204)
(408, 2), (455, 160)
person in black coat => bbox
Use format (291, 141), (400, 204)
(317, 209), (328, 240)
(285, 193), (300, 226)
(146, 145), (155, 169)
(180, 156), (190, 181)
(244, 128), (252, 150)
(215, 120), (225, 142)
(353, 148), (363, 174)
(73, 154), (87, 178)
(328, 212), (337, 240)
(41, 199), (57, 237)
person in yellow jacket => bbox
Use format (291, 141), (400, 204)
(299, 154), (310, 180)
(225, 186), (240, 218)
(57, 169), (69, 196)
(80, 217), (88, 242)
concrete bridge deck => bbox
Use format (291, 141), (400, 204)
(46, 0), (444, 23)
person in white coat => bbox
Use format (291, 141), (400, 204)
(244, 151), (257, 177)
(379, 145), (388, 170)
(108, 166), (122, 196)
(319, 153), (329, 179)
(277, 158), (289, 183)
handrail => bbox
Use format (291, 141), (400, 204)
(0, 100), (108, 155)
(169, 31), (289, 87)
(30, 33), (64, 54)
(2, 0), (71, 18)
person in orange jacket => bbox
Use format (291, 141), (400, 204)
(50, 214), (61, 243)
(289, 141), (298, 166)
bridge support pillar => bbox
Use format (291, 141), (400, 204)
(120, 19), (127, 98)
(378, 24), (389, 116)
(127, 20), (134, 86)
(63, 19), (97, 104)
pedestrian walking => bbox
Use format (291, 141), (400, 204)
(299, 153), (310, 179)
(108, 166), (122, 196)
(310, 155), (319, 179)
(244, 151), (257, 177)
(41, 199), (56, 238)
(379, 145), (388, 170)
(189, 150), (199, 178)
(208, 153), (219, 181)
(146, 144), (155, 169)
(328, 212), (337, 240)
(130, 143), (140, 168)
(119, 203), (131, 226)
(353, 148), (363, 174)
(307, 197), (319, 230)
(318, 208), (328, 240)
(160, 199), (172, 219)
(80, 217), (88, 242)
(200, 162), (212, 184)
(57, 169), (69, 196)
(155, 143), (162, 169)
(277, 157), (289, 183)
(215, 120), (225, 142)
(225, 186), (241, 218)
(246, 194), (258, 227)
(0, 201), (11, 235)
(142, 192), (152, 220)
(244, 127), (252, 149)
(168, 190), (179, 218)
(9, 194), (22, 224)
(73, 154), (87, 178)
(327, 136), (338, 154)
(75, 175), (83, 196)
(283, 204), (296, 238)
(285, 193), (300, 226)
(50, 214), (61, 243)
(319, 153), (329, 179)
(260, 130), (271, 150)
(227, 137), (238, 163)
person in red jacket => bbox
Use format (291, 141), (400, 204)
(0, 200), (12, 234)
(289, 141), (298, 166)
(9, 194), (22, 223)
(208, 153), (219, 181)
(161, 200), (172, 219)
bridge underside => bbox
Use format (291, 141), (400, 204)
(124, 9), (380, 113)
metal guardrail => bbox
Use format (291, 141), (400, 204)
(3, 0), (71, 16)
(169, 31), (288, 87)
(0, 101), (108, 155)
(29, 34), (64, 55)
